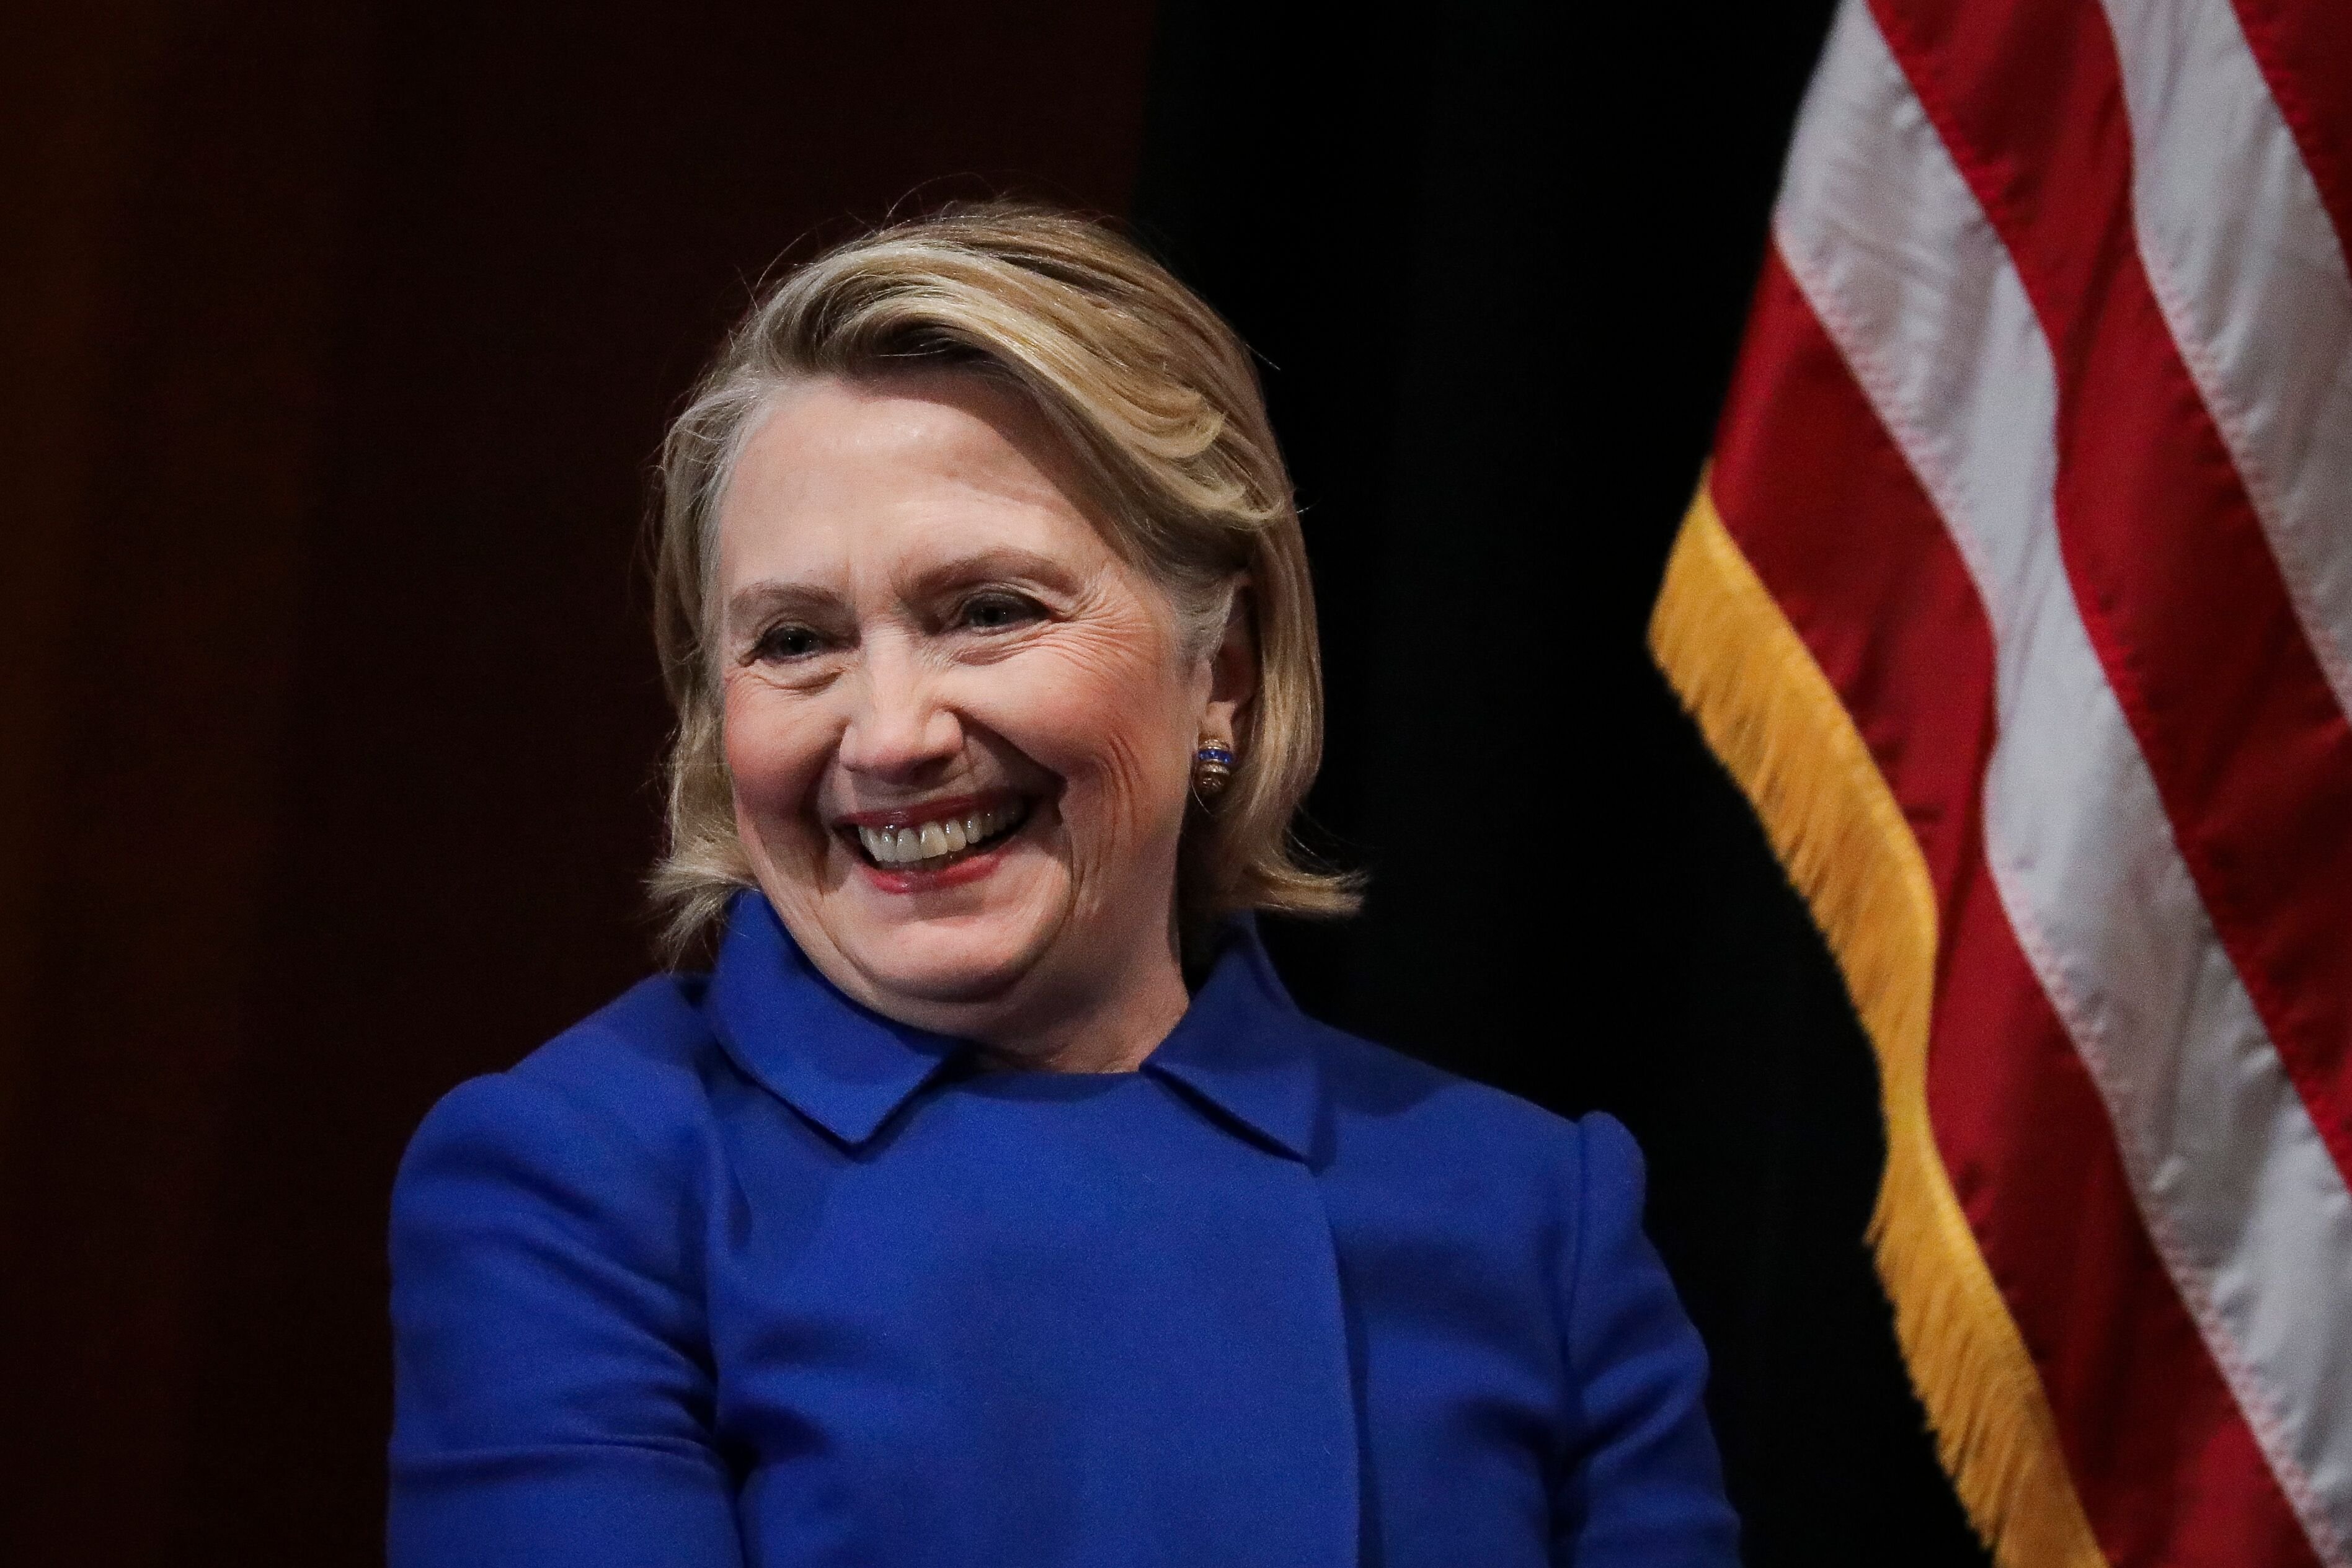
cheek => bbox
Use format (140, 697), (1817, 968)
(988, 638), (1194, 843)
(721, 678), (827, 826)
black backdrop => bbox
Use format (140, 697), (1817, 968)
(0, 0), (1990, 1561)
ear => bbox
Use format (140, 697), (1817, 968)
(1199, 577), (1258, 746)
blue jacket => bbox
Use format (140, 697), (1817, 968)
(389, 893), (1738, 1566)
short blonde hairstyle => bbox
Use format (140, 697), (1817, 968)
(647, 202), (1358, 962)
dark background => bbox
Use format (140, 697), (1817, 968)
(0, 1), (1987, 1562)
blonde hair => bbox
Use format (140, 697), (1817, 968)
(648, 202), (1358, 962)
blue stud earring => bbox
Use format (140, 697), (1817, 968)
(1192, 740), (1235, 800)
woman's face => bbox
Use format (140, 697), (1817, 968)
(714, 371), (1246, 1046)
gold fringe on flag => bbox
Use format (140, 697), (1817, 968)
(1648, 481), (2108, 1568)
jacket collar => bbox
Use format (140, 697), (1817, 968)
(1142, 919), (1320, 1161)
(704, 891), (1320, 1160)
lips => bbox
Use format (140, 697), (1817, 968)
(838, 795), (1031, 873)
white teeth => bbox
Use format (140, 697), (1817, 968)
(854, 800), (1025, 868)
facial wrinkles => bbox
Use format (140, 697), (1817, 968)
(1062, 657), (1180, 862)
(850, 584), (1180, 1005)
(967, 618), (1174, 872)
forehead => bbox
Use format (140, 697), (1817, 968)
(716, 371), (1114, 587)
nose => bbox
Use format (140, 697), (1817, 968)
(835, 641), (962, 783)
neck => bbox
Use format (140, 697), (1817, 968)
(972, 945), (1191, 1073)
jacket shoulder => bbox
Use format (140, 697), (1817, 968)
(1303, 1026), (1669, 1364)
(1308, 1022), (1586, 1168)
(502, 971), (727, 1108)
(1303, 1024), (1661, 1258)
(393, 972), (729, 1222)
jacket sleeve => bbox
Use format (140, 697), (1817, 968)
(1554, 1113), (1741, 1566)
(387, 1065), (747, 1568)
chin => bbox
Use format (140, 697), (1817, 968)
(845, 916), (1047, 1007)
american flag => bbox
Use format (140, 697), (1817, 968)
(1649, 1), (2352, 1562)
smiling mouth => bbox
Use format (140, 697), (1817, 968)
(843, 797), (1032, 874)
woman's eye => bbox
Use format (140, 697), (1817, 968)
(957, 592), (1042, 632)
(753, 624), (824, 662)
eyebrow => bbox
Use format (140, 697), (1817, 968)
(724, 547), (1083, 634)
(724, 580), (842, 636)
(900, 546), (1080, 600)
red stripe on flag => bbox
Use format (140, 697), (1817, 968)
(1712, 250), (2318, 1568)
(2232, 0), (2352, 264)
(1709, 256), (1994, 913)
(1932, 882), (2322, 1568)
(1873, 0), (2352, 1185)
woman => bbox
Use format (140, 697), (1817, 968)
(388, 205), (1737, 1567)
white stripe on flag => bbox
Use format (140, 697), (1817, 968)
(1775, 2), (2352, 1558)
(2098, 0), (2352, 722)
